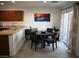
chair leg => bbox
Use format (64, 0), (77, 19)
(55, 42), (57, 48)
(35, 43), (37, 51)
(42, 42), (45, 48)
(47, 43), (50, 46)
(41, 41), (45, 48)
(41, 43), (43, 48)
(52, 43), (54, 51)
(31, 41), (33, 48)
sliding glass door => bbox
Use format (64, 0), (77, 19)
(62, 12), (69, 46)
(60, 8), (73, 47)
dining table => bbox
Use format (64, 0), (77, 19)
(36, 31), (54, 48)
(36, 31), (54, 36)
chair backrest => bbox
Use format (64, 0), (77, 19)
(53, 26), (59, 32)
(30, 32), (36, 40)
(25, 29), (31, 35)
(53, 29), (60, 41)
(30, 32), (41, 43)
(47, 28), (53, 33)
(31, 28), (38, 32)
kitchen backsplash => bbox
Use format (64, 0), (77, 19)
(0, 21), (24, 27)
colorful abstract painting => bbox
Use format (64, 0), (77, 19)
(34, 13), (50, 22)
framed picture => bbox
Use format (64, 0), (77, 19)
(34, 13), (50, 22)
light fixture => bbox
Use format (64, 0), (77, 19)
(12, 1), (15, 3)
(44, 1), (47, 3)
(0, 3), (4, 5)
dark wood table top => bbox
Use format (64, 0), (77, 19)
(36, 31), (54, 36)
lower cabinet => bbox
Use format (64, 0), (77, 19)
(9, 29), (25, 56)
(0, 29), (25, 56)
(0, 35), (9, 56)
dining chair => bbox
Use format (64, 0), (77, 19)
(46, 31), (58, 51)
(25, 29), (31, 40)
(30, 32), (41, 51)
(47, 28), (53, 33)
(31, 28), (38, 32)
(53, 28), (60, 41)
(46, 28), (53, 46)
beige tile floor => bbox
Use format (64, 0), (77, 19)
(13, 40), (77, 58)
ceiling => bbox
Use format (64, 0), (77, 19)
(0, 1), (78, 9)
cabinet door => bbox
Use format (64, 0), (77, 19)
(0, 35), (9, 55)
(0, 11), (9, 21)
(17, 30), (23, 43)
(15, 11), (23, 21)
(0, 11), (3, 21)
(8, 11), (15, 21)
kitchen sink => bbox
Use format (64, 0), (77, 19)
(0, 28), (9, 31)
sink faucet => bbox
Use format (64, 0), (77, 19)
(12, 25), (16, 30)
(12, 23), (16, 30)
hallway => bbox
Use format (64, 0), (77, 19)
(14, 40), (77, 58)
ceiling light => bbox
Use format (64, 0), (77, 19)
(12, 1), (15, 3)
(44, 1), (47, 3)
(0, 3), (4, 5)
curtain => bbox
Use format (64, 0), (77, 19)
(70, 4), (79, 54)
(60, 3), (79, 54)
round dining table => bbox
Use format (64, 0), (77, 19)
(36, 31), (54, 48)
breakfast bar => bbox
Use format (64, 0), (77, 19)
(0, 26), (25, 56)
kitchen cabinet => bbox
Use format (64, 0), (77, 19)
(0, 35), (9, 55)
(9, 28), (25, 56)
(13, 29), (25, 51)
(0, 11), (23, 21)
(0, 28), (25, 56)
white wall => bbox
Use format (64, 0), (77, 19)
(0, 6), (61, 30)
(23, 7), (61, 30)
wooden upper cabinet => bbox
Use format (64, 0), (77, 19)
(0, 11), (23, 21)
(15, 11), (23, 21)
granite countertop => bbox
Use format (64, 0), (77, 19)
(0, 26), (25, 35)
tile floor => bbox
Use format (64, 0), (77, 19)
(13, 40), (77, 58)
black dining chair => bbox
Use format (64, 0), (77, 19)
(47, 28), (53, 33)
(30, 32), (41, 51)
(25, 29), (31, 40)
(31, 28), (38, 32)
(46, 31), (58, 51)
(46, 28), (53, 45)
(53, 27), (60, 41)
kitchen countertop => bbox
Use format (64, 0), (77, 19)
(0, 26), (25, 35)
